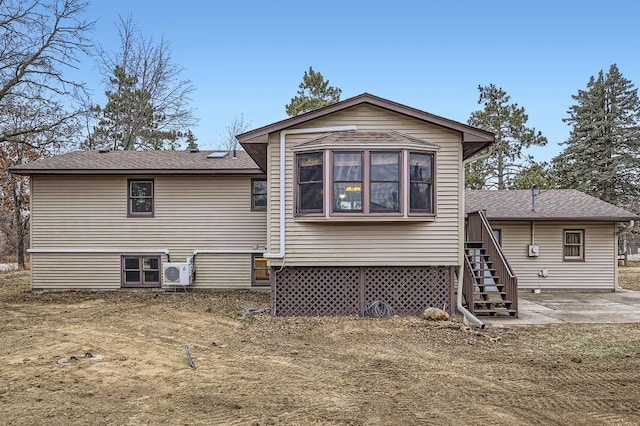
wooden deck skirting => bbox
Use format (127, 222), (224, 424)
(271, 266), (455, 316)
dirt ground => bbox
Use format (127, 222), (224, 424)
(1, 271), (640, 425)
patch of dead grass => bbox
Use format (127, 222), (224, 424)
(619, 266), (640, 291)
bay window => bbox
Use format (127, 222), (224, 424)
(297, 152), (324, 213)
(370, 152), (400, 213)
(333, 152), (363, 212)
(409, 152), (433, 214)
(295, 148), (435, 218)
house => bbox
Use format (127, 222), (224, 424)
(465, 189), (639, 291)
(11, 150), (268, 291)
(10, 93), (638, 319)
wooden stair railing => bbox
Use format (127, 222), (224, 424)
(465, 211), (518, 318)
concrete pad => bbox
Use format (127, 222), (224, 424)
(482, 289), (640, 326)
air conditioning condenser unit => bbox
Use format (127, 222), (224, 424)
(162, 262), (192, 286)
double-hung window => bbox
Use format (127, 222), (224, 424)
(370, 152), (400, 213)
(409, 152), (433, 214)
(297, 152), (324, 213)
(128, 179), (154, 217)
(251, 179), (267, 211)
(564, 230), (584, 261)
(333, 152), (363, 213)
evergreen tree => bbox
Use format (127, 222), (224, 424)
(285, 67), (342, 116)
(466, 84), (547, 189)
(88, 66), (181, 150)
(509, 161), (556, 190)
(185, 130), (198, 150)
(88, 16), (196, 150)
(553, 64), (640, 206)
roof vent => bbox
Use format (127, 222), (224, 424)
(189, 148), (199, 153)
(207, 152), (228, 159)
(98, 148), (110, 153)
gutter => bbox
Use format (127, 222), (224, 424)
(28, 248), (172, 262)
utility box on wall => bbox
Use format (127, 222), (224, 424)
(528, 245), (539, 257)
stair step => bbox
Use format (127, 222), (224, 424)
(474, 300), (513, 305)
(474, 308), (517, 316)
(465, 241), (484, 248)
(475, 291), (507, 296)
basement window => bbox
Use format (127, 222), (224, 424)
(122, 256), (161, 287)
(252, 254), (270, 286)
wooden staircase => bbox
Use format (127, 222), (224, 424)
(465, 241), (517, 317)
(464, 211), (518, 318)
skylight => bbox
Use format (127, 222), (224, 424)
(207, 152), (228, 159)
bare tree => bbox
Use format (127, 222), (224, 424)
(219, 114), (251, 151)
(0, 0), (93, 145)
(90, 15), (196, 150)
(0, 0), (92, 267)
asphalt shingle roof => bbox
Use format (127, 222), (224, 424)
(10, 150), (262, 175)
(466, 189), (639, 222)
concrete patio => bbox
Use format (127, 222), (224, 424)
(483, 289), (640, 325)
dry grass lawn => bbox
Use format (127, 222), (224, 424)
(1, 270), (640, 425)
(619, 265), (640, 291)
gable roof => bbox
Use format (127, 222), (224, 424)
(466, 189), (639, 222)
(10, 150), (263, 176)
(237, 93), (495, 171)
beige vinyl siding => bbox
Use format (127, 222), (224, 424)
(267, 104), (462, 267)
(30, 175), (266, 289)
(31, 253), (123, 289)
(492, 221), (616, 290)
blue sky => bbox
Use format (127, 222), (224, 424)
(79, 0), (640, 161)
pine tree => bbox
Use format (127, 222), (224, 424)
(466, 84), (547, 189)
(285, 67), (342, 116)
(509, 162), (556, 190)
(553, 64), (640, 206)
(185, 130), (198, 150)
(89, 67), (181, 150)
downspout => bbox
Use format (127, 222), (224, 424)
(262, 125), (357, 317)
(262, 125), (358, 260)
(458, 148), (494, 328)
